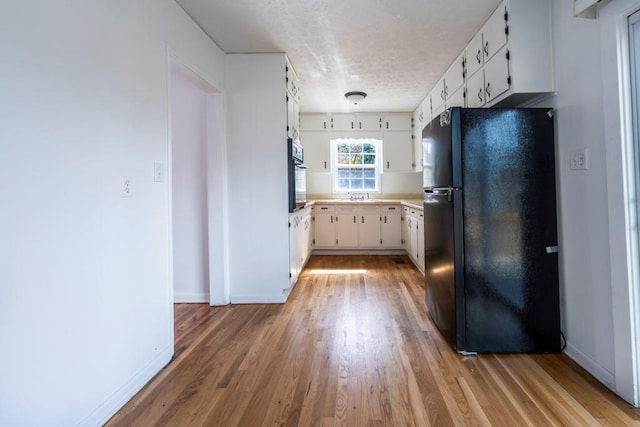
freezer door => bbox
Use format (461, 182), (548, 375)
(424, 190), (463, 348)
(422, 113), (454, 189)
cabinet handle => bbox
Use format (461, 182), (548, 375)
(484, 41), (489, 57)
(324, 161), (327, 169)
(486, 82), (492, 98)
(444, 85), (448, 97)
(478, 88), (483, 102)
(387, 161), (390, 169)
(362, 216), (365, 223)
(386, 121), (389, 129)
(351, 121), (354, 129)
(476, 49), (482, 64)
(323, 121), (327, 129)
(384, 216), (387, 224)
(331, 216), (334, 223)
(353, 216), (356, 223)
(440, 89), (445, 100)
(359, 121), (362, 129)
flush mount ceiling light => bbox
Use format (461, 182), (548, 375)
(344, 91), (367, 105)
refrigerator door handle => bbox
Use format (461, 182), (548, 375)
(546, 245), (559, 254)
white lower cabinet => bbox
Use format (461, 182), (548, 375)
(382, 205), (402, 248)
(289, 206), (313, 285)
(313, 205), (336, 248)
(401, 206), (425, 273)
(336, 205), (358, 248)
(359, 206), (382, 248)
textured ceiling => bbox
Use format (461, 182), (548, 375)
(175, 0), (503, 113)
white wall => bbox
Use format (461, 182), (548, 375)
(0, 1), (225, 425)
(225, 54), (291, 303)
(171, 65), (210, 303)
(540, 0), (640, 404)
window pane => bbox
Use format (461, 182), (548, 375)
(350, 168), (363, 178)
(363, 168), (375, 179)
(337, 168), (350, 179)
(337, 154), (350, 165)
(363, 143), (376, 153)
(338, 143), (349, 153)
(351, 154), (363, 164)
(338, 178), (349, 190)
(351, 179), (363, 189)
(364, 179), (376, 189)
(363, 154), (375, 165)
(351, 142), (363, 153)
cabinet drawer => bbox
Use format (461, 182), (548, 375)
(358, 204), (381, 213)
(336, 205), (358, 214)
(383, 205), (401, 214)
(315, 204), (335, 213)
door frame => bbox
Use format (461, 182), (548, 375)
(166, 48), (229, 343)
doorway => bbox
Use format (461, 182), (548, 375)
(168, 55), (229, 308)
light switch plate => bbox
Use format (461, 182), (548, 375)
(570, 148), (588, 170)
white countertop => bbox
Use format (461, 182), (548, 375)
(304, 199), (423, 210)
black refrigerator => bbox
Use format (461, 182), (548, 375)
(422, 107), (560, 353)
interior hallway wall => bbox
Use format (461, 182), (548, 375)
(0, 0), (225, 425)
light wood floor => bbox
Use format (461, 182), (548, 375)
(107, 255), (640, 426)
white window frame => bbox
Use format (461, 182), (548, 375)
(330, 138), (382, 193)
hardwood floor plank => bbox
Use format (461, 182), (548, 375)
(107, 255), (640, 427)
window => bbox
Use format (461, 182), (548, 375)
(332, 138), (381, 192)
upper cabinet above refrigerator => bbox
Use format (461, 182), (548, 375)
(414, 0), (554, 125)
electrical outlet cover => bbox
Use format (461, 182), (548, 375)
(570, 148), (588, 170)
(122, 176), (132, 197)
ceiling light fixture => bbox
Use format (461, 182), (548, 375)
(344, 91), (367, 105)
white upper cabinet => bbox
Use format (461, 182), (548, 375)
(383, 113), (412, 131)
(428, 0), (552, 110)
(383, 131), (413, 173)
(286, 58), (300, 140)
(300, 131), (331, 172)
(482, 1), (509, 63)
(444, 52), (466, 98)
(300, 114), (330, 131)
(446, 86), (466, 109)
(331, 113), (356, 131)
(466, 31), (485, 79)
(467, 70), (486, 108)
(356, 113), (383, 130)
(484, 46), (511, 104)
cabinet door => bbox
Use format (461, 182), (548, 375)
(381, 209), (402, 248)
(482, 1), (508, 63)
(289, 214), (300, 282)
(293, 96), (300, 140)
(484, 46), (511, 105)
(336, 213), (358, 248)
(314, 213), (336, 248)
(383, 113), (412, 131)
(413, 126), (423, 172)
(383, 131), (413, 172)
(402, 209), (410, 250)
(431, 77), (446, 112)
(357, 114), (382, 131)
(445, 86), (466, 109)
(444, 52), (466, 98)
(466, 31), (484, 79)
(466, 70), (485, 108)
(287, 93), (295, 139)
(407, 215), (417, 263)
(301, 131), (330, 172)
(331, 113), (356, 131)
(300, 114), (330, 131)
(359, 212), (381, 248)
(416, 215), (425, 273)
(301, 212), (311, 266)
(420, 97), (432, 129)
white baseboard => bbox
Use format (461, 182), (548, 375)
(312, 249), (406, 255)
(230, 294), (286, 304)
(77, 345), (173, 426)
(564, 342), (616, 391)
(174, 292), (209, 303)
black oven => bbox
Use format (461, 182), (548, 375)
(288, 139), (307, 212)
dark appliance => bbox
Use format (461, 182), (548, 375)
(423, 107), (560, 353)
(288, 139), (307, 212)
